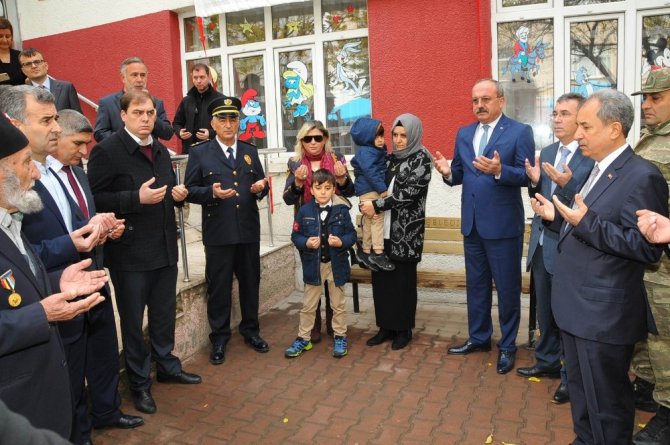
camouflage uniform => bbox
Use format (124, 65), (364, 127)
(632, 119), (670, 409)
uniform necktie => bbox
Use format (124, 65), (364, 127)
(62, 165), (89, 219)
(478, 124), (490, 156)
(550, 146), (570, 195)
(227, 147), (235, 166)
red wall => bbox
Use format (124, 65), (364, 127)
(23, 11), (183, 152)
(368, 0), (491, 157)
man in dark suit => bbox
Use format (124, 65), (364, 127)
(434, 78), (535, 374)
(531, 89), (668, 444)
(19, 48), (82, 112)
(184, 95), (270, 365)
(22, 109), (143, 444)
(88, 90), (201, 415)
(93, 56), (173, 143)
(516, 93), (593, 405)
(0, 112), (106, 440)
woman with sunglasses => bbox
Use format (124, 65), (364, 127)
(283, 121), (354, 343)
(0, 19), (26, 86)
(359, 113), (432, 350)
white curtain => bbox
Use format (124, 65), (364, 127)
(194, 0), (309, 17)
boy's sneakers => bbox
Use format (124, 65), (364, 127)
(285, 337), (312, 358)
(333, 335), (348, 358)
(355, 249), (379, 272)
(369, 252), (395, 271)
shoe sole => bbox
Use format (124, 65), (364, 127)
(333, 350), (348, 358)
(516, 370), (561, 379)
(447, 347), (491, 355)
(209, 357), (225, 365)
(285, 343), (313, 358)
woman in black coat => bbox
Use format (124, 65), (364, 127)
(359, 113), (432, 350)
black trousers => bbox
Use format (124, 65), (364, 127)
(562, 331), (635, 445)
(64, 323), (87, 445)
(205, 243), (261, 346)
(110, 266), (182, 391)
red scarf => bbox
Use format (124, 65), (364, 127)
(300, 151), (336, 203)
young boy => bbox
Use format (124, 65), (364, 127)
(287, 169), (357, 358)
(350, 117), (394, 271)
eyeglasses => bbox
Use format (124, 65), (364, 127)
(20, 59), (44, 68)
(302, 135), (324, 143)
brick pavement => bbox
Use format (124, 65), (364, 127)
(93, 291), (653, 445)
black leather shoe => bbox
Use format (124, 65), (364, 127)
(447, 341), (491, 355)
(156, 371), (202, 384)
(366, 328), (394, 346)
(633, 406), (670, 445)
(496, 350), (516, 374)
(391, 330), (411, 350)
(516, 365), (561, 379)
(634, 376), (659, 413)
(94, 413), (144, 430)
(245, 335), (270, 353)
(131, 389), (156, 414)
(552, 382), (569, 404)
(210, 344), (225, 365)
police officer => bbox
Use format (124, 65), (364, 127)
(630, 67), (670, 445)
(184, 96), (270, 365)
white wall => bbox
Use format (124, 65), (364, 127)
(15, 0), (193, 40)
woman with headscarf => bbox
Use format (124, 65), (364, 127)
(283, 121), (354, 343)
(359, 113), (432, 350)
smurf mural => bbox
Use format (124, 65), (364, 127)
(239, 88), (266, 142)
(282, 60), (314, 124)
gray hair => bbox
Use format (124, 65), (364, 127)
(58, 109), (92, 137)
(120, 56), (145, 76)
(0, 85), (56, 123)
(557, 92), (585, 106)
(474, 78), (504, 97)
(586, 89), (634, 137)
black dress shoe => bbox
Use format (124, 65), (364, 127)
(94, 413), (144, 430)
(131, 389), (156, 414)
(447, 340), (491, 355)
(391, 330), (411, 350)
(496, 350), (516, 374)
(552, 382), (569, 404)
(516, 365), (561, 379)
(210, 344), (226, 365)
(366, 328), (394, 346)
(156, 370), (202, 384)
(245, 335), (270, 353)
(633, 406), (670, 445)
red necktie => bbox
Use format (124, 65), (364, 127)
(62, 165), (89, 219)
(142, 144), (153, 162)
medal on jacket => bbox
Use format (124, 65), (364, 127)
(244, 154), (252, 165)
(1, 269), (21, 307)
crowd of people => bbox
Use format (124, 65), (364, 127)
(1, 13), (670, 444)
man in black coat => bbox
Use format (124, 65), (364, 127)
(172, 63), (223, 154)
(0, 113), (106, 439)
(19, 48), (82, 112)
(184, 95), (269, 365)
(88, 90), (201, 415)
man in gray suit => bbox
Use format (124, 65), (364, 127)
(19, 48), (82, 112)
(516, 93), (593, 404)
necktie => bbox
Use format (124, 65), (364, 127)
(572, 164), (600, 212)
(62, 165), (89, 219)
(227, 147), (235, 166)
(142, 144), (153, 162)
(478, 125), (490, 156)
(550, 146), (570, 195)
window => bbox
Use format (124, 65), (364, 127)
(180, 0), (370, 153)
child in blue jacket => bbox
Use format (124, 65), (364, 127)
(350, 117), (394, 271)
(287, 169), (357, 358)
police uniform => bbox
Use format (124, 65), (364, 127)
(184, 96), (270, 362)
(630, 68), (670, 444)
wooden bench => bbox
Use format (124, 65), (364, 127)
(349, 216), (536, 344)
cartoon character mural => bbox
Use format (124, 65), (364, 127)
(331, 41), (366, 96)
(239, 88), (266, 142)
(642, 36), (670, 76)
(572, 66), (611, 97)
(282, 61), (314, 123)
(502, 25), (548, 83)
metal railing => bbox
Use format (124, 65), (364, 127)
(77, 92), (98, 111)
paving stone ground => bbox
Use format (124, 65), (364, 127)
(92, 288), (654, 445)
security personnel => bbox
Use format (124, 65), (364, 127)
(184, 95), (270, 365)
(630, 68), (670, 445)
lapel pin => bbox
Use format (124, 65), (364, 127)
(607, 173), (613, 180)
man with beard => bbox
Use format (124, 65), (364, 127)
(0, 113), (107, 439)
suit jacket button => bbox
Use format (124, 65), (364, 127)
(236, 204), (240, 208)
(234, 182), (238, 186)
(233, 171), (237, 176)
(236, 192), (240, 197)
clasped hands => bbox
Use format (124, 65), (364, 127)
(293, 161), (347, 189)
(70, 212), (125, 252)
(306, 235), (342, 249)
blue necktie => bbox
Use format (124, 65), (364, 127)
(550, 146), (570, 195)
(227, 147), (235, 167)
(478, 125), (490, 156)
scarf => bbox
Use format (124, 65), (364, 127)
(391, 113), (431, 160)
(300, 150), (336, 203)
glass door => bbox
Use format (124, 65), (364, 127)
(229, 52), (270, 149)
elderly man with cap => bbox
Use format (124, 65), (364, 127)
(0, 113), (107, 439)
(627, 68), (670, 445)
(184, 95), (270, 365)
(87, 90), (201, 416)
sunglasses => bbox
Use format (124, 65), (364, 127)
(302, 135), (324, 143)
